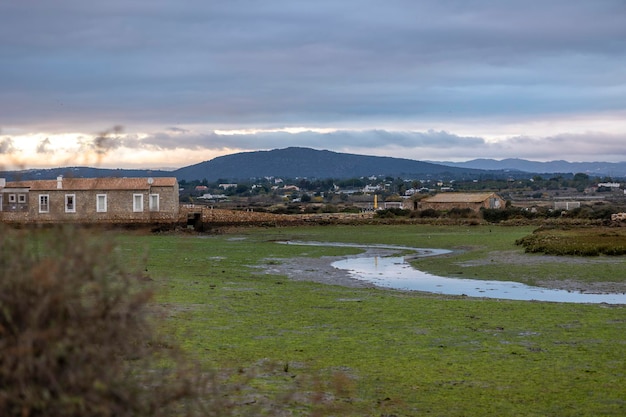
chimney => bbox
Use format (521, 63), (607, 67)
(57, 175), (63, 189)
(0, 178), (5, 188)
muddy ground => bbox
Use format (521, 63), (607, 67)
(258, 248), (626, 295)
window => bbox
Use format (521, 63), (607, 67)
(8, 194), (16, 203)
(65, 194), (76, 213)
(39, 194), (49, 213)
(18, 194), (26, 203)
(96, 194), (107, 212)
(149, 194), (159, 211)
(133, 194), (143, 212)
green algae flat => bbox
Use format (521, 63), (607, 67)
(116, 225), (626, 416)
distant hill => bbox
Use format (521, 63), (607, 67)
(172, 147), (497, 181)
(0, 166), (173, 182)
(3, 148), (624, 182)
(432, 158), (626, 178)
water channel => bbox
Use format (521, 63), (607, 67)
(283, 241), (626, 304)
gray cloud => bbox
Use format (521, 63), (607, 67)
(0, 138), (15, 154)
(36, 138), (53, 154)
(0, 1), (624, 163)
(209, 130), (626, 163)
(115, 128), (625, 164)
(498, 133), (626, 161)
(129, 129), (486, 154)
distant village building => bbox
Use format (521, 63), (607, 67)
(554, 201), (581, 211)
(418, 192), (505, 212)
(382, 201), (404, 209)
(0, 176), (179, 224)
(597, 182), (621, 188)
(611, 213), (626, 222)
(197, 193), (227, 201)
(282, 185), (300, 191)
(363, 184), (382, 193)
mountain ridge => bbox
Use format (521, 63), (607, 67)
(172, 147), (490, 181)
(2, 147), (625, 182)
(431, 158), (626, 177)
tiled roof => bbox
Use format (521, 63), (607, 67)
(5, 177), (177, 191)
(423, 192), (498, 203)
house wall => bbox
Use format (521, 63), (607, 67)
(419, 201), (485, 212)
(149, 184), (180, 221)
(0, 188), (29, 213)
(1, 184), (179, 224)
(419, 195), (506, 212)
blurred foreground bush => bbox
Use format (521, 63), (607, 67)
(0, 226), (207, 417)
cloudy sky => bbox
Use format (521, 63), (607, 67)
(1, 0), (625, 170)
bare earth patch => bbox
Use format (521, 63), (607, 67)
(258, 248), (400, 289)
(257, 248), (626, 295)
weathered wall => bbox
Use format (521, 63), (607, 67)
(1, 187), (179, 224)
(150, 184), (179, 221)
(419, 201), (484, 212)
(419, 196), (505, 212)
(179, 206), (374, 227)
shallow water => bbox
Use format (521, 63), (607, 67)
(282, 241), (626, 304)
(332, 255), (626, 304)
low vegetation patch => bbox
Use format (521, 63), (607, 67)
(116, 225), (625, 416)
(5, 224), (624, 416)
(373, 207), (411, 218)
(0, 226), (343, 417)
(516, 226), (626, 256)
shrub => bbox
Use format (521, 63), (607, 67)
(0, 226), (206, 417)
(515, 226), (626, 256)
(418, 208), (440, 218)
(374, 208), (411, 218)
(322, 204), (339, 213)
(340, 206), (361, 213)
(447, 207), (475, 219)
(481, 208), (512, 223)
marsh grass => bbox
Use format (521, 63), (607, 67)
(516, 226), (626, 256)
(1, 226), (351, 417)
(116, 225), (626, 416)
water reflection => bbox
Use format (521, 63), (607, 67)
(281, 241), (626, 304)
(332, 256), (626, 304)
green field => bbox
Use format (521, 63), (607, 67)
(117, 225), (626, 416)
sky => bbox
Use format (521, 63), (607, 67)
(1, 0), (625, 170)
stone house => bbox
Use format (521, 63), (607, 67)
(418, 192), (505, 212)
(0, 176), (179, 224)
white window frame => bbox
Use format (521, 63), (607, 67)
(18, 194), (26, 203)
(8, 194), (16, 203)
(39, 194), (50, 213)
(65, 194), (76, 213)
(96, 194), (107, 213)
(149, 194), (159, 212)
(133, 194), (144, 212)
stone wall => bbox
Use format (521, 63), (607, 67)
(179, 206), (374, 227)
(2, 188), (179, 224)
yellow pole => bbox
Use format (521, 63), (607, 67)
(374, 194), (378, 210)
